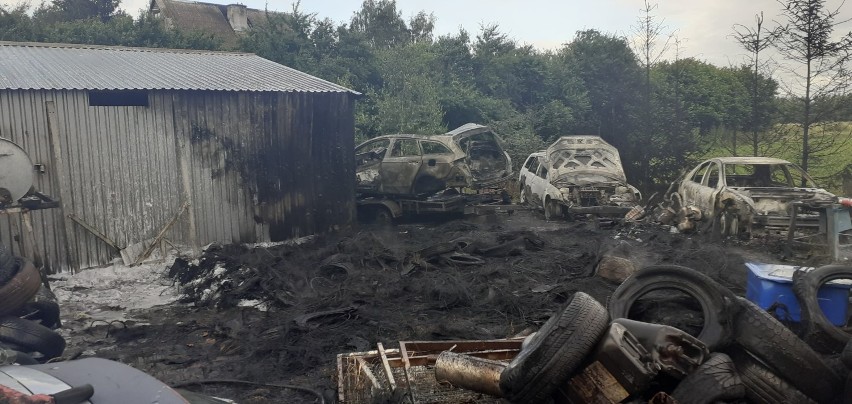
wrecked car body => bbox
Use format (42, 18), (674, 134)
(519, 136), (640, 219)
(355, 123), (512, 197)
(677, 157), (837, 237)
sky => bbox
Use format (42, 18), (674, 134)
(114, 0), (850, 68)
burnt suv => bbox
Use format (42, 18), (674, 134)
(355, 123), (512, 197)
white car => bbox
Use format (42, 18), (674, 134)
(518, 136), (641, 219)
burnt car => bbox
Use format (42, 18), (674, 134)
(355, 124), (512, 197)
(519, 136), (641, 219)
(677, 157), (836, 236)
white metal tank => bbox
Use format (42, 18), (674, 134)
(0, 138), (34, 205)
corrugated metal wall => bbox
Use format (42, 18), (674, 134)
(0, 89), (355, 272)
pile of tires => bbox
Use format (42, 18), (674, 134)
(0, 244), (65, 364)
(609, 264), (847, 404)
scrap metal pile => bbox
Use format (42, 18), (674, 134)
(340, 264), (852, 404)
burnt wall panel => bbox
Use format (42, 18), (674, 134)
(0, 89), (355, 271)
(173, 91), (355, 244)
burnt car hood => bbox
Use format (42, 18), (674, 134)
(545, 136), (628, 182)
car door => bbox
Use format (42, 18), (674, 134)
(527, 156), (548, 207)
(379, 138), (422, 195)
(412, 140), (456, 194)
(679, 162), (710, 207)
(699, 162), (723, 214)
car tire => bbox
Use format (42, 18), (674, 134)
(715, 210), (738, 238)
(0, 243), (16, 285)
(607, 264), (736, 350)
(0, 315), (66, 359)
(499, 292), (609, 403)
(842, 338), (852, 370)
(0, 258), (42, 317)
(544, 198), (562, 221)
(731, 297), (842, 403)
(671, 353), (745, 404)
(14, 285), (61, 329)
(792, 264), (852, 354)
(727, 348), (817, 404)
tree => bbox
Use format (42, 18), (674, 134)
(775, 0), (852, 177)
(732, 12), (782, 156)
(34, 0), (122, 23)
(350, 0), (411, 48)
(630, 0), (673, 188)
(560, 30), (644, 183)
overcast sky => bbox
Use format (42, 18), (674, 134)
(113, 0), (848, 68)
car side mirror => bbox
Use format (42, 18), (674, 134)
(428, 159), (436, 167)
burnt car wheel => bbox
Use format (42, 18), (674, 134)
(544, 198), (562, 221)
(716, 211), (739, 238)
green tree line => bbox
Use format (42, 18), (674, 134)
(2, 0), (850, 191)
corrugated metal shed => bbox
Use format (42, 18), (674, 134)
(0, 42), (360, 94)
(0, 41), (357, 273)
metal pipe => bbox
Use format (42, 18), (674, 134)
(434, 351), (506, 397)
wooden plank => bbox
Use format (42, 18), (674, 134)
(67, 213), (121, 251)
(132, 201), (189, 266)
(45, 101), (78, 273)
(399, 342), (416, 404)
(376, 342), (397, 391)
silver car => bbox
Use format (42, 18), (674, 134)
(518, 136), (640, 219)
(677, 157), (836, 236)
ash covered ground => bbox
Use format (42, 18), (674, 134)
(51, 211), (790, 403)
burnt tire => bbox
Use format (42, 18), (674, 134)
(0, 243), (16, 284)
(607, 264), (736, 350)
(499, 292), (609, 403)
(732, 298), (841, 403)
(728, 348), (817, 404)
(544, 198), (562, 221)
(14, 285), (61, 329)
(671, 353), (745, 404)
(842, 338), (852, 370)
(0, 258), (41, 316)
(792, 264), (852, 354)
(0, 315), (66, 359)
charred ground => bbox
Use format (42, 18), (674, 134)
(56, 211), (790, 402)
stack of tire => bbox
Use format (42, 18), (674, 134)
(608, 264), (848, 404)
(497, 265), (850, 403)
(0, 244), (65, 364)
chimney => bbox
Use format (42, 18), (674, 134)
(226, 4), (248, 32)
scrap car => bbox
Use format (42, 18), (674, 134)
(518, 136), (641, 220)
(677, 156), (837, 237)
(354, 123), (512, 197)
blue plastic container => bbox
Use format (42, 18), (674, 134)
(745, 263), (850, 326)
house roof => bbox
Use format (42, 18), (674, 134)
(150, 0), (271, 47)
(157, 0), (239, 42)
(0, 42), (359, 94)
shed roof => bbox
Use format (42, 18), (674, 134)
(0, 41), (359, 94)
